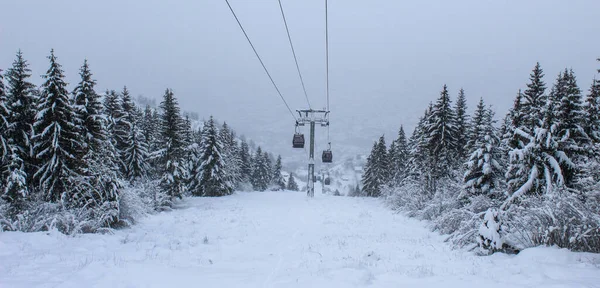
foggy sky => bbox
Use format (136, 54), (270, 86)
(1, 0), (599, 165)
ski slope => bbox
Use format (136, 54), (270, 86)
(1, 191), (599, 288)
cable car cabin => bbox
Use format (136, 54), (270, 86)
(322, 150), (333, 163)
(292, 133), (305, 148)
(324, 177), (331, 185)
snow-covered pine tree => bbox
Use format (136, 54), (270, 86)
(72, 60), (106, 155)
(263, 152), (273, 185)
(189, 116), (233, 197)
(454, 88), (470, 164)
(219, 122), (242, 187)
(407, 106), (432, 183)
(425, 85), (459, 182)
(374, 135), (390, 185)
(361, 141), (383, 197)
(391, 126), (409, 184)
(5, 50), (37, 177)
(501, 90), (525, 153)
(124, 122), (149, 182)
(467, 98), (487, 150)
(251, 146), (270, 191)
(521, 62), (547, 134)
(504, 88), (565, 205)
(271, 155), (286, 190)
(141, 105), (157, 150)
(159, 88), (186, 201)
(553, 69), (588, 188)
(0, 70), (9, 162)
(463, 104), (502, 197)
(239, 138), (252, 184)
(33, 50), (86, 204)
(121, 86), (137, 125)
(2, 145), (28, 213)
(287, 173), (299, 191)
(586, 77), (600, 143)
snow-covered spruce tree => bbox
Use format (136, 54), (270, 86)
(425, 85), (459, 184)
(263, 152), (273, 185)
(501, 90), (525, 160)
(504, 92), (565, 204)
(454, 88), (470, 164)
(2, 146), (28, 214)
(271, 155), (286, 190)
(219, 122), (242, 187)
(521, 62), (547, 134)
(239, 138), (252, 184)
(159, 88), (186, 201)
(72, 60), (106, 155)
(141, 105), (158, 150)
(0, 70), (9, 162)
(251, 146), (271, 191)
(553, 69), (589, 188)
(388, 126), (409, 186)
(124, 122), (149, 182)
(466, 98), (487, 150)
(585, 77), (600, 143)
(121, 86), (137, 125)
(189, 116), (233, 197)
(406, 107), (432, 182)
(33, 50), (86, 204)
(463, 104), (502, 197)
(5, 50), (37, 177)
(361, 137), (389, 197)
(287, 173), (299, 191)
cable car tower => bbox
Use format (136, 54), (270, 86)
(294, 109), (329, 197)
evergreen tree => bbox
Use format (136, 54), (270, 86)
(467, 98), (487, 150)
(425, 85), (459, 182)
(5, 50), (37, 176)
(0, 70), (9, 161)
(374, 135), (390, 184)
(121, 86), (137, 125)
(271, 155), (286, 190)
(287, 173), (299, 191)
(552, 69), (588, 188)
(189, 116), (232, 197)
(407, 106), (432, 183)
(521, 62), (547, 133)
(141, 105), (157, 149)
(159, 89), (186, 200)
(361, 142), (379, 197)
(33, 50), (86, 204)
(391, 126), (409, 184)
(219, 122), (241, 186)
(239, 139), (252, 183)
(501, 90), (525, 151)
(454, 88), (470, 163)
(463, 107), (502, 196)
(72, 60), (106, 154)
(585, 77), (600, 143)
(2, 146), (28, 212)
(505, 90), (565, 199)
(124, 122), (149, 181)
(251, 146), (270, 191)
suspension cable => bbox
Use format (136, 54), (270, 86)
(224, 0), (297, 121)
(325, 0), (331, 142)
(277, 0), (312, 110)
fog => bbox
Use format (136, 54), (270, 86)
(1, 0), (599, 165)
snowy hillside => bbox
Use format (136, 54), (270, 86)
(2, 191), (599, 287)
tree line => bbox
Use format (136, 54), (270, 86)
(0, 50), (289, 233)
(361, 60), (600, 253)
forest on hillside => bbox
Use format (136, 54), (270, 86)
(0, 50), (294, 234)
(360, 60), (600, 254)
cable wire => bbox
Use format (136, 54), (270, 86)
(224, 0), (297, 121)
(277, 0), (312, 110)
(325, 0), (331, 142)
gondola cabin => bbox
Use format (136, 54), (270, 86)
(322, 150), (333, 163)
(293, 133), (305, 148)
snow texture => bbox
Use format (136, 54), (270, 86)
(2, 190), (599, 288)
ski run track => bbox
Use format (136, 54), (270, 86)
(1, 191), (600, 288)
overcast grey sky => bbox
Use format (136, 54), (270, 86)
(1, 0), (599, 164)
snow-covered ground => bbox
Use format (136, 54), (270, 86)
(1, 190), (599, 288)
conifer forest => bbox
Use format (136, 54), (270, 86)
(1, 1), (599, 287)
